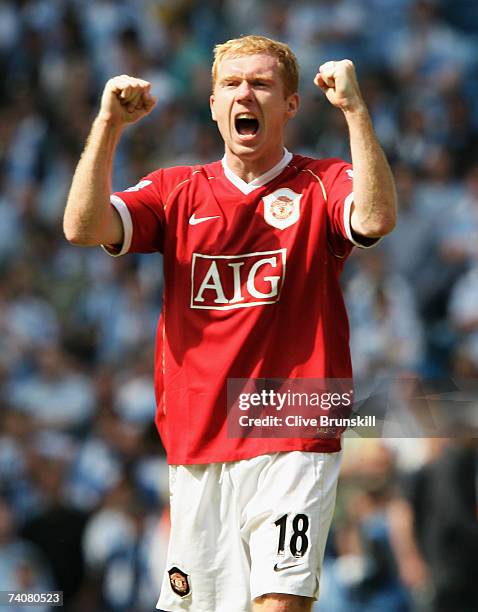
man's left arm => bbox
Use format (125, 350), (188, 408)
(315, 60), (397, 239)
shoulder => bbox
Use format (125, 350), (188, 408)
(289, 155), (353, 198)
(291, 154), (351, 178)
(146, 160), (222, 198)
(147, 161), (221, 190)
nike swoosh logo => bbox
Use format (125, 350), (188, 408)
(273, 561), (304, 572)
(189, 213), (220, 225)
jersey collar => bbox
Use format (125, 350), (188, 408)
(221, 148), (293, 195)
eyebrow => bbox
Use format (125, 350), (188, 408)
(219, 74), (275, 84)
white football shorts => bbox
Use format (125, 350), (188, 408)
(156, 450), (342, 612)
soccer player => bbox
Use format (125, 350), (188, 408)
(64, 36), (396, 612)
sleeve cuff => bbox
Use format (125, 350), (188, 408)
(343, 192), (382, 249)
(101, 195), (133, 257)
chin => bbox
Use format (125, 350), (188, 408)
(229, 140), (262, 156)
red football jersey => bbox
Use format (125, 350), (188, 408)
(106, 150), (370, 464)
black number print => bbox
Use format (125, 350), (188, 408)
(274, 513), (310, 557)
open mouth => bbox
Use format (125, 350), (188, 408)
(235, 114), (259, 136)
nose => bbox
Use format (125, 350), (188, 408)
(236, 79), (253, 101)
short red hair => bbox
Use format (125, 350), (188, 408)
(212, 35), (299, 97)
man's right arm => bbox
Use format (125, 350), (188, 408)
(63, 75), (157, 247)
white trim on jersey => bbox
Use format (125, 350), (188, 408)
(101, 195), (133, 257)
(343, 192), (382, 249)
(222, 148), (293, 195)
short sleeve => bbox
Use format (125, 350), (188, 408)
(322, 159), (380, 254)
(102, 171), (165, 257)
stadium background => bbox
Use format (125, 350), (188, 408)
(0, 0), (477, 610)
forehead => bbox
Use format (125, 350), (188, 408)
(216, 53), (281, 79)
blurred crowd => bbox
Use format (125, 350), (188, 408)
(0, 1), (477, 611)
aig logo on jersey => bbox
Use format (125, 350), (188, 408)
(191, 249), (286, 310)
(263, 188), (302, 230)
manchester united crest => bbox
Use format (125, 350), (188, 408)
(263, 188), (302, 230)
(168, 566), (191, 597)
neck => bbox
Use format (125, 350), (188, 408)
(224, 146), (285, 183)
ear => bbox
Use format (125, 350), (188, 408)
(210, 94), (217, 121)
(286, 92), (300, 119)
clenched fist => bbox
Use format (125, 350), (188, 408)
(314, 60), (365, 113)
(98, 75), (157, 126)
